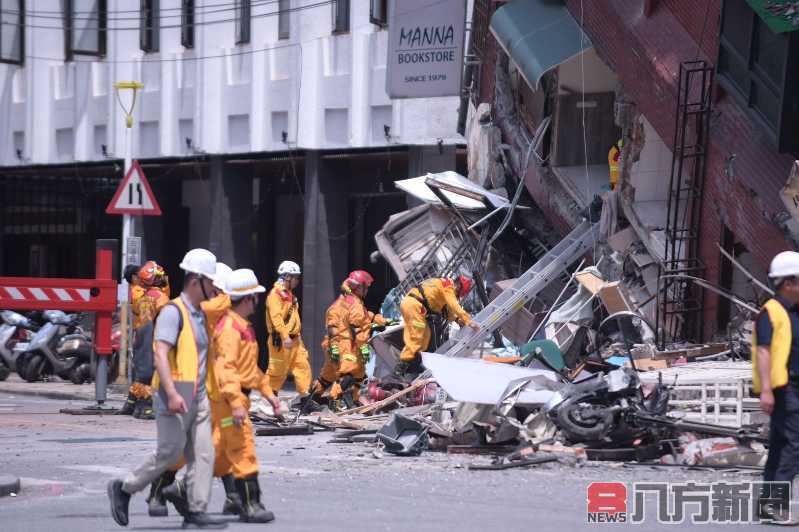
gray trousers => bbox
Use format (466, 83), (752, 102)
(122, 393), (214, 512)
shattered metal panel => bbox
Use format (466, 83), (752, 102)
(422, 352), (559, 406)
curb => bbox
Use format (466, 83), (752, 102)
(0, 383), (126, 403)
(0, 475), (20, 497)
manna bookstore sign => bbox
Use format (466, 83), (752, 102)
(386, 0), (466, 98)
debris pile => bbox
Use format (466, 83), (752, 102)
(256, 171), (771, 473)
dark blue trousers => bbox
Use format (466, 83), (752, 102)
(764, 382), (799, 483)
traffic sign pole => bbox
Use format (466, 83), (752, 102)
(118, 120), (133, 385)
(112, 81), (145, 387)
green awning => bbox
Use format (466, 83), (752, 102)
(745, 0), (799, 34)
(489, 0), (592, 90)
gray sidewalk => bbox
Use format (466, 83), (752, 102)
(0, 374), (127, 402)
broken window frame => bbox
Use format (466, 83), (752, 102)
(65, 0), (107, 61)
(235, 0), (251, 45)
(181, 0), (194, 49)
(140, 0), (159, 53)
(332, 0), (350, 34)
(1, 0), (24, 65)
(717, 0), (799, 154)
(278, 0), (290, 40)
(369, 0), (387, 28)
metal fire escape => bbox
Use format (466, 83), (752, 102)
(656, 60), (714, 348)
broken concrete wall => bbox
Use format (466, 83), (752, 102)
(466, 102), (505, 189)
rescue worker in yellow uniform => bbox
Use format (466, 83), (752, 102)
(265, 261), (312, 398)
(118, 261), (170, 419)
(149, 263), (255, 519)
(213, 268), (277, 523)
(394, 275), (478, 379)
(307, 271), (389, 410)
(608, 139), (623, 191)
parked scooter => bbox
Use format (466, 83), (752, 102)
(0, 310), (40, 380)
(17, 311), (93, 383)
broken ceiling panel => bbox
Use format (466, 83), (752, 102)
(394, 170), (510, 210)
(422, 352), (560, 406)
(374, 205), (455, 280)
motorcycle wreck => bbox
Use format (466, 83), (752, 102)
(544, 367), (670, 449)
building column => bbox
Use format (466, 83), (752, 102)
(406, 144), (457, 208)
(301, 151), (350, 374)
(207, 156), (253, 268)
(407, 145), (457, 177)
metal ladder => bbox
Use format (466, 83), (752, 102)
(388, 219), (479, 309)
(656, 60), (714, 348)
(433, 219), (599, 358)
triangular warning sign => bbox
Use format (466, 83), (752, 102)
(106, 160), (162, 216)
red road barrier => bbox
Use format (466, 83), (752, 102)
(0, 241), (117, 355)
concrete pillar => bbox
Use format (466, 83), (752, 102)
(301, 151), (350, 373)
(406, 144), (458, 207)
(207, 157), (253, 268)
(407, 144), (457, 177)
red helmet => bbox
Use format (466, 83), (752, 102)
(456, 275), (474, 298)
(138, 261), (164, 287)
(346, 270), (374, 288)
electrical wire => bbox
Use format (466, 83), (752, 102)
(578, 0), (597, 262)
(1, 0), (283, 18)
(0, 1), (333, 31)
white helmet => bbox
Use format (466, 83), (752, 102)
(224, 268), (266, 297)
(769, 251), (799, 278)
(277, 260), (301, 276)
(179, 248), (217, 278)
(213, 262), (233, 290)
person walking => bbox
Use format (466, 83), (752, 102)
(265, 261), (311, 398)
(107, 248), (227, 529)
(753, 251), (799, 523)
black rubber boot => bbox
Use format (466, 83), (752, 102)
(235, 475), (275, 523)
(220, 474), (243, 515)
(182, 511), (228, 529)
(107, 479), (131, 527)
(162, 478), (190, 518)
(392, 361), (411, 379)
(147, 470), (176, 517)
(116, 392), (137, 415)
(133, 398), (155, 420)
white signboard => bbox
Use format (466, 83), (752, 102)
(386, 0), (466, 99)
(126, 236), (142, 267)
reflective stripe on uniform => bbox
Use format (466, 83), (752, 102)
(412, 320), (426, 329)
(220, 416), (235, 428)
(342, 354), (357, 363)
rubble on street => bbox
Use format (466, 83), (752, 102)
(247, 171), (774, 477)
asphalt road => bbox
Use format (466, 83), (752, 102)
(0, 392), (789, 531)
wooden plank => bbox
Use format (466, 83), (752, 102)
(336, 378), (436, 416)
(575, 270), (605, 295)
(598, 281), (632, 313)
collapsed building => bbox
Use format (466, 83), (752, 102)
(248, 0), (799, 471)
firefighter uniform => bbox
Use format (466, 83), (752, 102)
(399, 278), (473, 363)
(127, 279), (170, 417)
(213, 310), (274, 479)
(608, 139), (622, 191)
(265, 280), (311, 394)
(309, 273), (387, 407)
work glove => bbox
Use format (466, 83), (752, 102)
(360, 344), (371, 363)
(329, 344), (340, 362)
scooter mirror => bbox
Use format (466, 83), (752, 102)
(1, 310), (29, 327)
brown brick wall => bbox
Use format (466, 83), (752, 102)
(561, 0), (796, 337)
